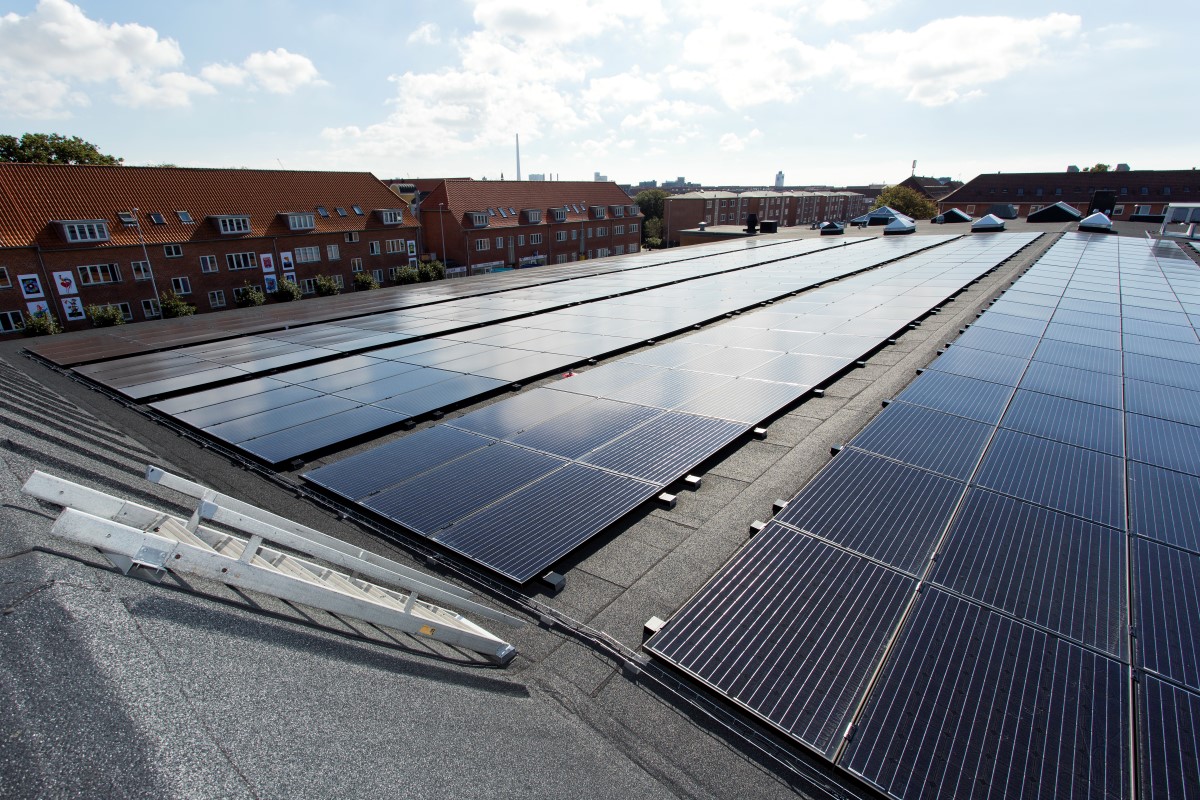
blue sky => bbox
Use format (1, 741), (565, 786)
(1, 0), (1195, 186)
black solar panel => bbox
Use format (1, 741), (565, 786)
(508, 398), (660, 458)
(647, 524), (914, 757)
(204, 395), (361, 444)
(238, 405), (404, 464)
(842, 588), (1129, 800)
(1128, 414), (1200, 477)
(671, 377), (807, 424)
(740, 353), (852, 386)
(165, 385), (322, 429)
(1134, 537), (1200, 692)
(433, 463), (660, 582)
(931, 488), (1127, 657)
(1125, 378), (1200, 428)
(446, 387), (592, 439)
(1042, 321), (1122, 350)
(1124, 352), (1200, 393)
(1128, 461), (1200, 554)
(578, 412), (744, 483)
(1000, 389), (1124, 455)
(1033, 338), (1123, 374)
(953, 326), (1042, 359)
(850, 402), (993, 480)
(774, 448), (964, 574)
(1139, 676), (1200, 800)
(373, 373), (507, 417)
(1018, 360), (1123, 408)
(891, 370), (1014, 424)
(926, 345), (1028, 385)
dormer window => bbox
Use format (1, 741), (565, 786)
(58, 220), (110, 243)
(470, 212), (489, 228)
(523, 209), (542, 224)
(286, 213), (315, 231)
(378, 209), (405, 225)
(551, 207), (567, 223)
(611, 206), (624, 217)
(590, 206), (607, 220)
(211, 215), (251, 234)
(626, 205), (638, 216)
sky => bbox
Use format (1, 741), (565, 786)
(1, 0), (1196, 187)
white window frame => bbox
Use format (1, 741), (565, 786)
(380, 209), (405, 225)
(171, 276), (191, 295)
(61, 220), (109, 243)
(94, 302), (132, 322)
(555, 231), (567, 242)
(495, 237), (503, 248)
(0, 310), (23, 332)
(301, 278), (316, 295)
(529, 233), (543, 245)
(372, 268), (384, 283)
(369, 241), (381, 256)
(333, 275), (344, 289)
(517, 235), (525, 246)
(630, 223), (638, 233)
(131, 261), (152, 282)
(232, 285), (262, 302)
(475, 239), (490, 251)
(199, 255), (218, 273)
(351, 257), (363, 273)
(386, 239), (403, 254)
(77, 263), (121, 286)
(142, 298), (161, 319)
(208, 290), (226, 309)
(287, 213), (315, 231)
(215, 216), (251, 234)
(345, 231), (360, 243)
(294, 246), (321, 264)
(164, 244), (183, 258)
(327, 244), (341, 261)
(226, 252), (257, 271)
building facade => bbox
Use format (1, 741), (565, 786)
(664, 190), (868, 245)
(0, 164), (422, 335)
(939, 169), (1200, 221)
(418, 180), (642, 276)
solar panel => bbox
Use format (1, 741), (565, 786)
(1018, 360), (1123, 408)
(372, 373), (507, 418)
(647, 524), (915, 757)
(1124, 352), (1200, 393)
(446, 387), (593, 439)
(953, 326), (1042, 359)
(1128, 413), (1200, 477)
(578, 412), (745, 483)
(670, 378), (809, 424)
(1134, 537), (1200, 691)
(1128, 461), (1200, 554)
(204, 395), (361, 444)
(926, 345), (1028, 385)
(891, 370), (1014, 424)
(1139, 676), (1200, 800)
(238, 405), (405, 464)
(1033, 338), (1123, 374)
(508, 399), (661, 459)
(1124, 378), (1200, 428)
(850, 402), (993, 481)
(930, 488), (1127, 657)
(842, 588), (1129, 800)
(999, 389), (1124, 455)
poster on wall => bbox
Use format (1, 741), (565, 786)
(406, 240), (417, 256)
(283, 272), (296, 284)
(260, 253), (276, 273)
(18, 274), (44, 299)
(52, 271), (78, 296)
(26, 300), (50, 317)
(279, 252), (294, 271)
(61, 296), (85, 321)
(263, 274), (278, 293)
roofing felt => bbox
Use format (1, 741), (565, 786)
(0, 163), (416, 250)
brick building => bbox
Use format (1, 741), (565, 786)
(0, 164), (422, 335)
(418, 180), (642, 276)
(897, 175), (963, 202)
(939, 169), (1200, 221)
(664, 189), (867, 245)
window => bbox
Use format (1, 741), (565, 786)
(475, 239), (490, 251)
(301, 278), (316, 295)
(556, 231), (567, 242)
(226, 252), (257, 270)
(597, 227), (607, 236)
(495, 237), (503, 248)
(1120, 187), (1129, 195)
(232, 285), (262, 302)
(142, 298), (160, 319)
(352, 205), (363, 215)
(0, 267), (9, 288)
(1140, 187), (1149, 195)
(372, 269), (384, 283)
(351, 257), (363, 273)
(0, 310), (23, 332)
(199, 255), (218, 273)
(117, 211), (136, 225)
(288, 213), (315, 231)
(177, 210), (194, 224)
(369, 241), (381, 256)
(524, 209), (542, 223)
(590, 206), (607, 219)
(1054, 188), (1062, 196)
(614, 225), (625, 235)
(209, 290), (226, 308)
(327, 244), (340, 261)
(1113, 205), (1126, 216)
(529, 233), (543, 245)
(317, 206), (329, 218)
(164, 244), (182, 258)
(131, 261), (152, 281)
(966, 205), (976, 213)
(149, 212), (166, 225)
(630, 223), (638, 233)
(587, 228), (593, 239)
(336, 207), (347, 217)
(213, 215), (251, 234)
(77, 263), (121, 285)
(498, 208), (508, 218)
(487, 208), (496, 217)
(552, 208), (567, 222)
(470, 212), (488, 227)
(344, 231), (360, 243)
(1034, 188), (1043, 197)
(1134, 205), (1152, 216)
(1029, 205), (1042, 214)
(60, 220), (109, 243)
(572, 230), (578, 240)
(613, 245), (624, 255)
(1163, 186), (1172, 196)
(629, 243), (639, 253)
(333, 275), (344, 289)
(1016, 188), (1025, 197)
(171, 276), (191, 295)
(380, 209), (404, 224)
(386, 239), (403, 254)
(294, 246), (320, 263)
(611, 206), (624, 217)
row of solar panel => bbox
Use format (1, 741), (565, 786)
(304, 233), (1041, 582)
(647, 233), (1200, 800)
(74, 237), (840, 398)
(148, 236), (959, 464)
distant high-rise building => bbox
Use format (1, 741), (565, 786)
(528, 173), (546, 181)
(637, 180), (658, 189)
(774, 171), (784, 189)
(594, 171), (608, 182)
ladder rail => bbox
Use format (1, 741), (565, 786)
(47, 508), (515, 664)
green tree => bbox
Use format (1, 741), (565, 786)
(353, 272), (380, 291)
(235, 284), (266, 308)
(23, 309), (62, 336)
(86, 304), (126, 327)
(273, 279), (303, 301)
(1082, 163), (1111, 173)
(634, 189), (668, 220)
(872, 185), (937, 220)
(158, 290), (196, 318)
(417, 260), (445, 282)
(314, 274), (340, 296)
(0, 133), (122, 165)
(395, 266), (419, 285)
(643, 217), (664, 248)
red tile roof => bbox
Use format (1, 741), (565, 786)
(420, 179), (640, 229)
(0, 164), (415, 250)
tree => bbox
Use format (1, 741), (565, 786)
(634, 189), (668, 221)
(353, 272), (380, 291)
(314, 274), (340, 296)
(871, 185), (937, 220)
(235, 284), (266, 308)
(417, 260), (445, 282)
(23, 309), (61, 336)
(395, 266), (419, 285)
(643, 217), (664, 248)
(0, 133), (122, 165)
(1082, 163), (1111, 173)
(273, 279), (303, 301)
(86, 304), (126, 328)
(158, 290), (196, 318)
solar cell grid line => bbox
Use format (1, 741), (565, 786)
(1133, 537), (1200, 693)
(889, 369), (1016, 425)
(1127, 413), (1200, 478)
(1128, 461), (1200, 555)
(999, 389), (1125, 456)
(847, 401), (994, 481)
(840, 588), (1131, 800)
(645, 523), (916, 758)
(929, 488), (1128, 658)
(1139, 676), (1200, 800)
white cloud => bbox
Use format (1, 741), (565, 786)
(843, 13), (1082, 106)
(407, 22), (441, 45)
(470, 0), (667, 42)
(199, 62), (247, 87)
(719, 128), (762, 152)
(1089, 23), (1152, 51)
(812, 0), (893, 25)
(242, 49), (324, 94)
